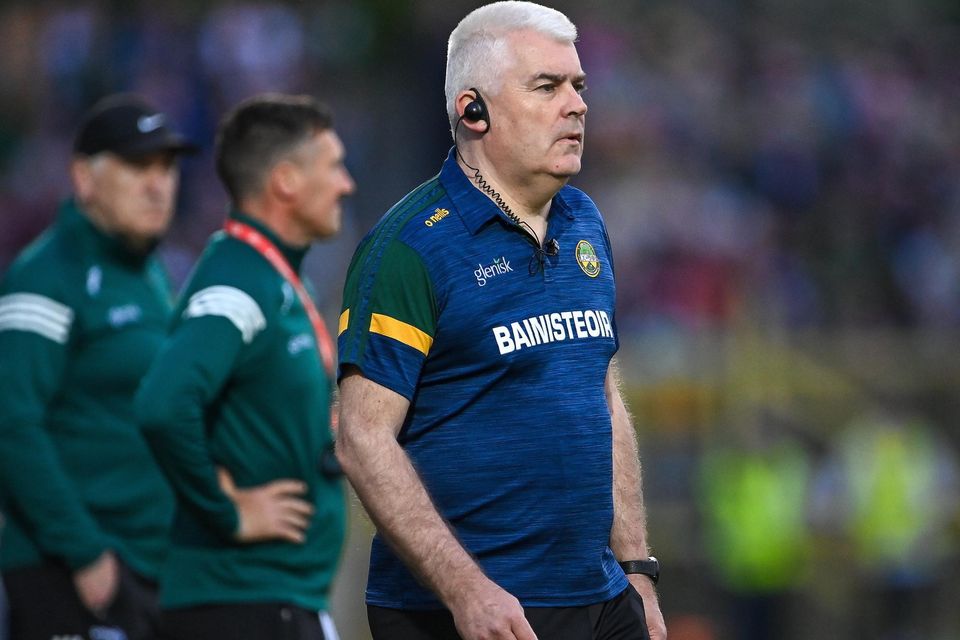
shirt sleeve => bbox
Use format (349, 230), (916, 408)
(0, 289), (108, 569)
(337, 238), (437, 400)
(136, 284), (266, 540)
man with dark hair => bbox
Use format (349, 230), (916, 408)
(136, 93), (354, 640)
(0, 93), (195, 640)
(335, 2), (666, 640)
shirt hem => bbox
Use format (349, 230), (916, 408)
(365, 574), (628, 610)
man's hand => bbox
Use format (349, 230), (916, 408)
(217, 468), (314, 543)
(627, 574), (667, 640)
(73, 550), (119, 616)
(449, 576), (538, 640)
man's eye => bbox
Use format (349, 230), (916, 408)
(537, 84), (556, 92)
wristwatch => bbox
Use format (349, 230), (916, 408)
(618, 557), (659, 585)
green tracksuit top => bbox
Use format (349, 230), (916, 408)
(136, 212), (345, 611)
(0, 200), (175, 578)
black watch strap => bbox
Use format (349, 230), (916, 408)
(618, 557), (659, 584)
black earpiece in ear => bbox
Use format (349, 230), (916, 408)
(463, 100), (484, 122)
(463, 87), (489, 128)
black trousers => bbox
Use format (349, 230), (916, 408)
(160, 603), (337, 640)
(2, 560), (161, 640)
(368, 586), (650, 640)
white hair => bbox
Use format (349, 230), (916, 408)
(444, 1), (577, 134)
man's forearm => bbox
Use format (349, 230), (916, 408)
(607, 362), (668, 637)
(606, 361), (650, 561)
(337, 375), (488, 608)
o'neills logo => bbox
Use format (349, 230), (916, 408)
(576, 240), (601, 277)
(424, 208), (450, 227)
(474, 256), (513, 286)
(492, 309), (614, 354)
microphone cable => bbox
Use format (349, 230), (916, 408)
(454, 115), (557, 274)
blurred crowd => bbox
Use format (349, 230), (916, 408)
(2, 1), (960, 638)
(3, 1), (960, 327)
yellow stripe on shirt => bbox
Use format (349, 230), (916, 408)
(369, 313), (433, 355)
(338, 309), (349, 336)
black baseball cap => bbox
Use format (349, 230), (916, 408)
(73, 93), (198, 158)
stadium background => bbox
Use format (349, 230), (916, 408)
(2, 1), (960, 638)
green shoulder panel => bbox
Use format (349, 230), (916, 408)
(340, 178), (445, 363)
(341, 238), (437, 358)
(343, 234), (437, 324)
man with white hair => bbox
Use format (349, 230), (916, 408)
(336, 2), (667, 639)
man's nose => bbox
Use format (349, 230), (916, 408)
(565, 85), (587, 117)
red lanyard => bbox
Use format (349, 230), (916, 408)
(223, 219), (335, 379)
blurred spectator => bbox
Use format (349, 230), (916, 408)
(3, 1), (960, 334)
(136, 93), (352, 640)
(0, 94), (195, 640)
(698, 414), (814, 640)
(813, 403), (960, 640)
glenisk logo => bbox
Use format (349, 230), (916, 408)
(474, 256), (513, 287)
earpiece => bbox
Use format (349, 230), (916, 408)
(462, 87), (489, 128)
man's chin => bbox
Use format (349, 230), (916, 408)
(121, 228), (168, 254)
(549, 159), (582, 179)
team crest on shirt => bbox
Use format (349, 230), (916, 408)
(89, 625), (126, 640)
(288, 333), (314, 355)
(108, 304), (142, 328)
(86, 266), (102, 296)
(575, 240), (601, 278)
(280, 282), (295, 314)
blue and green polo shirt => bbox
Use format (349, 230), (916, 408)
(338, 149), (628, 608)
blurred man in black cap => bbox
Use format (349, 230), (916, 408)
(0, 93), (196, 640)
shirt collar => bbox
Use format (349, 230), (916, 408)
(227, 210), (309, 272)
(59, 198), (153, 267)
(438, 147), (576, 237)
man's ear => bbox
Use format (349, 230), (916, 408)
(268, 160), (302, 203)
(70, 158), (95, 202)
(457, 91), (489, 134)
